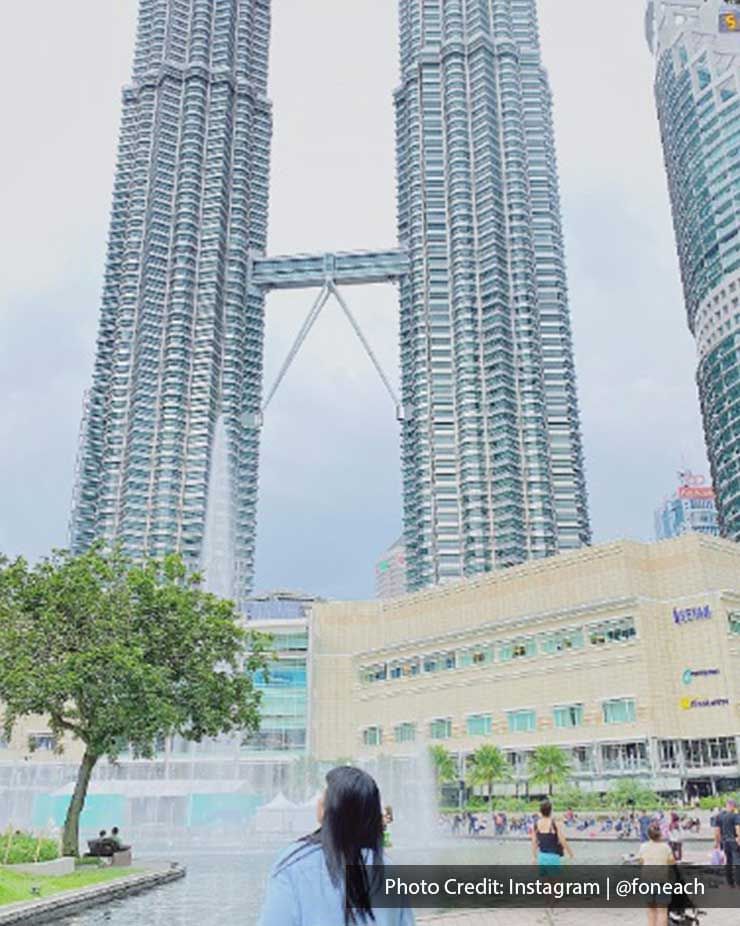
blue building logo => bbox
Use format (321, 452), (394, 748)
(673, 604), (712, 625)
(682, 668), (720, 685)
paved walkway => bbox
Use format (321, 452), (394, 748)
(419, 907), (738, 925)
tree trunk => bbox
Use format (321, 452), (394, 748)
(549, 777), (553, 797)
(62, 749), (98, 857)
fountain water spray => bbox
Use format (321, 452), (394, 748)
(201, 414), (235, 600)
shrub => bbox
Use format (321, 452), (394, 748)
(699, 792), (740, 811)
(0, 831), (60, 865)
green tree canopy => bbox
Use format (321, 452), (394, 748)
(527, 745), (572, 797)
(0, 545), (270, 856)
(466, 744), (511, 815)
(608, 777), (660, 810)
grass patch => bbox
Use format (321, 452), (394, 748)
(0, 865), (142, 907)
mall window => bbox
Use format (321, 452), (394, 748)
(601, 741), (648, 771)
(458, 644), (494, 667)
(466, 713), (492, 736)
(540, 628), (584, 655)
(658, 740), (680, 770)
(682, 737), (737, 768)
(553, 704), (584, 729)
(507, 709), (537, 733)
(394, 722), (416, 744)
(500, 637), (536, 662)
(602, 698), (636, 725)
(28, 733), (56, 752)
(588, 617), (636, 647)
(430, 718), (452, 740)
(363, 726), (382, 747)
(361, 664), (387, 684)
(423, 651), (456, 673)
(729, 611), (740, 635)
(405, 658), (421, 677)
(571, 746), (593, 772)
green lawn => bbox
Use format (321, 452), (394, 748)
(0, 865), (142, 907)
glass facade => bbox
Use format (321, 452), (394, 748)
(243, 627), (308, 753)
(395, 0), (591, 590)
(647, 1), (740, 542)
(71, 0), (272, 610)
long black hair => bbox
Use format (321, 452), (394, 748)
(278, 766), (384, 924)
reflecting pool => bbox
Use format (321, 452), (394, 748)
(54, 839), (629, 926)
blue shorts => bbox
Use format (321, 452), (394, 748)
(538, 851), (562, 869)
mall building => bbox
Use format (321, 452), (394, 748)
(310, 534), (740, 797)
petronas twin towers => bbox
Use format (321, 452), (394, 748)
(72, 0), (590, 606)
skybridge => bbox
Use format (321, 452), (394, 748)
(251, 248), (408, 422)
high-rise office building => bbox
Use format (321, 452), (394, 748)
(654, 470), (720, 540)
(375, 538), (408, 600)
(646, 0), (740, 543)
(72, 0), (590, 603)
(70, 1), (272, 607)
(395, 0), (590, 590)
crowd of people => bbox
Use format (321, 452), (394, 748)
(442, 807), (704, 845)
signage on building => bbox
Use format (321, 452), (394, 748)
(682, 668), (720, 685)
(680, 697), (729, 710)
(676, 471), (715, 500)
(673, 604), (712, 625)
(720, 11), (740, 33)
(677, 486), (715, 500)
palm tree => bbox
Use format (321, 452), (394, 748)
(466, 744), (511, 820)
(429, 745), (457, 806)
(528, 745), (572, 797)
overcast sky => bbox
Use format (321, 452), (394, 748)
(0, 1), (709, 599)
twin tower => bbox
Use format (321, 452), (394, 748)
(71, 0), (591, 607)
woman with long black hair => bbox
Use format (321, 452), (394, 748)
(258, 766), (415, 926)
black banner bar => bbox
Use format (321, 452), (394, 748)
(351, 865), (740, 909)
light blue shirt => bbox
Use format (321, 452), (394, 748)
(257, 841), (415, 926)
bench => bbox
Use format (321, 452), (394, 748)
(85, 839), (132, 866)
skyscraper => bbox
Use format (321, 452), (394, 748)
(375, 538), (408, 600)
(646, 0), (740, 543)
(395, 0), (590, 589)
(71, 0), (272, 606)
(654, 470), (720, 540)
(73, 0), (590, 603)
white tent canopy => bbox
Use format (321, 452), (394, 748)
(253, 792), (304, 835)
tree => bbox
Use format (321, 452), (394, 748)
(527, 745), (572, 797)
(467, 744), (511, 818)
(608, 778), (660, 811)
(0, 546), (270, 856)
(429, 745), (457, 805)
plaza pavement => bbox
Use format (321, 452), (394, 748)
(418, 906), (739, 925)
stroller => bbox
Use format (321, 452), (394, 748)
(620, 856), (706, 925)
(667, 874), (703, 926)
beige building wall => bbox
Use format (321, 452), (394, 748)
(309, 535), (740, 790)
(0, 715), (85, 763)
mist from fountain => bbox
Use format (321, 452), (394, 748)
(361, 749), (443, 852)
(201, 413), (235, 600)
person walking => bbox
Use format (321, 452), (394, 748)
(258, 766), (414, 926)
(638, 810), (652, 843)
(667, 812), (683, 862)
(531, 800), (574, 868)
(638, 822), (675, 926)
(713, 797), (740, 888)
